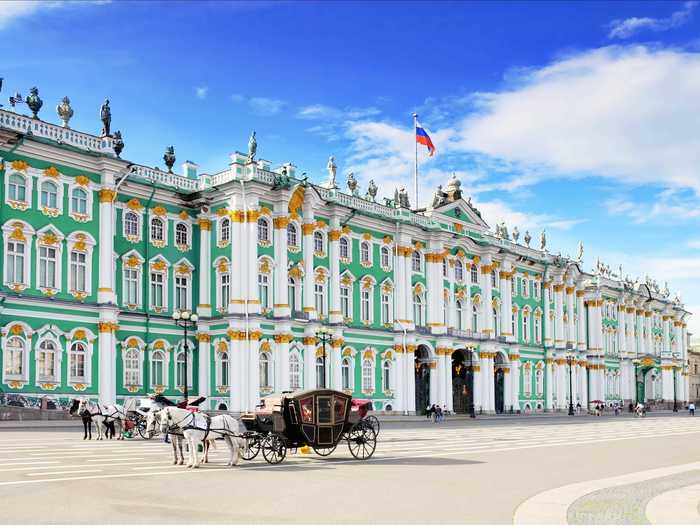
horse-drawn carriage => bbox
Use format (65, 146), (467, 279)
(240, 389), (378, 464)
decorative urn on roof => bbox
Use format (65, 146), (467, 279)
(26, 87), (43, 119)
(445, 173), (462, 201)
(163, 145), (176, 173)
(56, 96), (73, 128)
(113, 131), (124, 158)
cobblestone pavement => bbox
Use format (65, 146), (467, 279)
(1, 415), (699, 524)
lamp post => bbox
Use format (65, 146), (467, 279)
(316, 326), (333, 388)
(632, 358), (640, 406)
(172, 310), (198, 404)
(566, 354), (575, 416)
(469, 350), (476, 419)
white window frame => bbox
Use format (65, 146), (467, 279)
(174, 273), (190, 311)
(174, 221), (190, 249)
(69, 250), (88, 294)
(257, 217), (271, 245)
(217, 350), (230, 387)
(175, 348), (193, 389)
(380, 289), (393, 325)
(340, 284), (352, 319)
(470, 264), (478, 284)
(455, 260), (464, 282)
(218, 217), (231, 247)
(123, 211), (141, 241)
(35, 228), (64, 293)
(5, 171), (32, 209)
(380, 246), (391, 270)
(382, 360), (392, 392)
(122, 346), (143, 388)
(258, 271), (271, 311)
(314, 230), (325, 255)
(121, 251), (144, 309)
(148, 257), (170, 312)
(150, 216), (166, 244)
(360, 241), (372, 266)
(314, 281), (327, 317)
(150, 350), (168, 388)
(413, 293), (425, 326)
(289, 352), (302, 390)
(339, 236), (351, 261)
(412, 251), (422, 273)
(39, 179), (62, 213)
(288, 277), (300, 313)
(522, 310), (530, 343)
(3, 334), (29, 383)
(5, 237), (29, 289)
(341, 356), (353, 391)
(361, 287), (372, 324)
(522, 278), (529, 298)
(534, 314), (542, 344)
(362, 358), (374, 392)
(259, 351), (273, 390)
(35, 337), (60, 383)
(68, 341), (88, 383)
(214, 257), (231, 312)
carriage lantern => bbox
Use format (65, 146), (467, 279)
(172, 310), (198, 403)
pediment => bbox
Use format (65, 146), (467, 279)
(428, 199), (489, 231)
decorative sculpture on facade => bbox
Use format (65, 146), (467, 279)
(248, 130), (257, 162)
(113, 130), (124, 158)
(576, 241), (584, 262)
(539, 229), (547, 251)
(326, 155), (338, 189)
(394, 187), (410, 209)
(445, 173), (462, 201)
(366, 179), (378, 202)
(431, 185), (448, 208)
(163, 146), (176, 173)
(524, 230), (531, 247)
(347, 172), (358, 196)
(100, 99), (111, 137)
(512, 226), (520, 243)
(56, 96), (73, 128)
(272, 166), (292, 190)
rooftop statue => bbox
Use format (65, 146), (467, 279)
(113, 130), (124, 158)
(56, 96), (73, 128)
(100, 99), (111, 136)
(539, 229), (546, 251)
(366, 179), (378, 202)
(247, 130), (257, 162)
(576, 241), (584, 262)
(163, 145), (176, 173)
(347, 172), (358, 196)
(524, 230), (532, 247)
(512, 226), (520, 243)
(395, 186), (410, 209)
(326, 155), (338, 189)
(272, 166), (292, 190)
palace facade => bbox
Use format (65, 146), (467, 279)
(0, 104), (691, 413)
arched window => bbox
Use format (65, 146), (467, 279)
(37, 340), (57, 381)
(151, 351), (165, 386)
(4, 336), (25, 377)
(381, 246), (390, 268)
(220, 217), (230, 244)
(341, 357), (352, 390)
(383, 361), (391, 391)
(71, 187), (87, 215)
(456, 300), (463, 330)
(260, 352), (271, 389)
(413, 294), (424, 326)
(522, 278), (529, 297)
(470, 264), (478, 284)
(362, 359), (374, 391)
(315, 356), (325, 387)
(176, 353), (187, 388)
(523, 364), (532, 397)
(124, 348), (140, 386)
(175, 223), (188, 246)
(522, 311), (530, 342)
(288, 277), (297, 313)
(124, 212), (139, 237)
(339, 237), (349, 259)
(360, 241), (370, 263)
(412, 251), (421, 272)
(69, 341), (86, 382)
(536, 368), (544, 395)
(220, 352), (229, 386)
(472, 304), (478, 332)
(314, 231), (324, 253)
(150, 217), (164, 242)
(289, 353), (301, 390)
(40, 181), (58, 208)
(287, 223), (298, 248)
(257, 218), (269, 243)
(455, 260), (464, 281)
(8, 174), (26, 202)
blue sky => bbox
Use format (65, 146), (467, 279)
(2, 0), (700, 333)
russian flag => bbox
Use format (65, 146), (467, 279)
(416, 122), (436, 156)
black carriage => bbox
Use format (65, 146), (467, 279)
(240, 389), (378, 464)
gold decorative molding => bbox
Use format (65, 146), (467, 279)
(273, 216), (290, 229)
(126, 198), (143, 210)
(152, 206), (167, 217)
(99, 188), (116, 203)
(75, 174), (90, 186)
(11, 159), (28, 171)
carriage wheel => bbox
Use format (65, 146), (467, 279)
(312, 444), (337, 457)
(365, 415), (380, 436)
(347, 424), (376, 460)
(261, 435), (287, 464)
(242, 436), (261, 460)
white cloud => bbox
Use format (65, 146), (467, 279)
(195, 86), (208, 99)
(454, 45), (700, 195)
(605, 189), (700, 223)
(687, 239), (700, 249)
(608, 1), (697, 39)
(297, 104), (380, 121)
(231, 94), (286, 115)
(0, 0), (110, 30)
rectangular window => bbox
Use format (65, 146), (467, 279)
(38, 351), (55, 380)
(381, 294), (391, 324)
(175, 276), (188, 310)
(220, 273), (230, 309)
(315, 283), (326, 316)
(39, 246), (57, 289)
(6, 241), (25, 284)
(151, 272), (164, 308)
(340, 286), (350, 318)
(124, 268), (138, 305)
(361, 289), (371, 322)
(70, 251), (87, 293)
(258, 274), (269, 309)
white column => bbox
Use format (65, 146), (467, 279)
(429, 363), (439, 406)
(510, 349), (520, 412)
(328, 220), (342, 324)
(406, 342), (417, 413)
(580, 361), (589, 407)
(576, 291), (586, 350)
(228, 206), (244, 315)
(304, 329), (316, 389)
(662, 364), (674, 403)
(197, 331), (211, 400)
(302, 218), (317, 320)
(480, 257), (493, 337)
(275, 327), (291, 391)
(556, 358), (567, 409)
(662, 316), (671, 354)
(272, 214), (290, 317)
(97, 188), (116, 304)
(228, 328), (242, 413)
(566, 285), (575, 347)
(245, 204), (261, 316)
(545, 355), (553, 410)
(331, 329), (343, 390)
(447, 261), (457, 328)
(197, 217), (212, 317)
(472, 355), (482, 412)
(543, 283), (552, 346)
(394, 245), (406, 328)
(500, 262), (514, 341)
(554, 282), (565, 349)
(504, 365), (512, 411)
(246, 325), (261, 411)
(97, 316), (117, 405)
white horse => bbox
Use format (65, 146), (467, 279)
(77, 399), (127, 439)
(145, 409), (187, 465)
(159, 406), (247, 468)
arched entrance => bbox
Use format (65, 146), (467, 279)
(494, 353), (506, 414)
(452, 349), (475, 414)
(414, 345), (431, 414)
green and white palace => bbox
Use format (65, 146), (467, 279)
(0, 101), (691, 414)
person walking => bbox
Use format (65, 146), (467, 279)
(689, 402), (695, 416)
(426, 404), (431, 420)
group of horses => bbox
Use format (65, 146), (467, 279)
(69, 398), (247, 469)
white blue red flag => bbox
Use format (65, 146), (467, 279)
(415, 122), (436, 156)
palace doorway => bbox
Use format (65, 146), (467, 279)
(452, 349), (474, 414)
(415, 345), (431, 414)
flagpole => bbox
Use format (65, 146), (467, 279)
(413, 112), (418, 209)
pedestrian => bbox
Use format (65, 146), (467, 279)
(431, 404), (438, 423)
(614, 403), (620, 416)
(442, 404), (448, 419)
(689, 402), (696, 416)
(426, 404), (431, 420)
(436, 405), (442, 423)
(576, 402), (581, 415)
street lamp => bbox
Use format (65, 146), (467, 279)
(316, 326), (333, 388)
(172, 310), (198, 404)
(566, 354), (575, 416)
(469, 349), (476, 418)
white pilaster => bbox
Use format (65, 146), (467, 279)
(272, 212), (290, 318)
(97, 188), (116, 304)
(197, 216), (212, 317)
